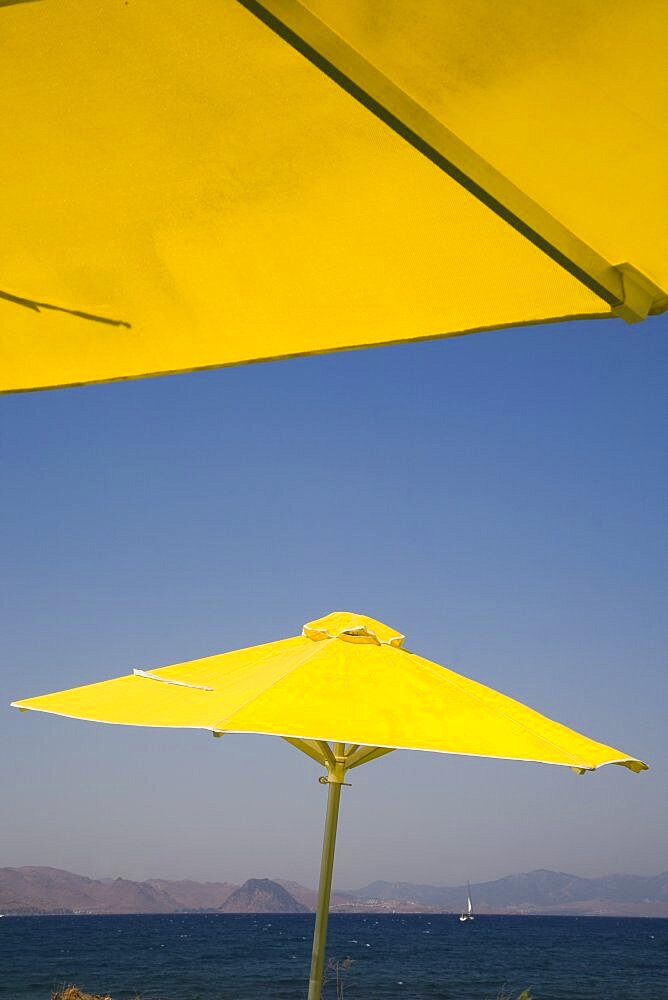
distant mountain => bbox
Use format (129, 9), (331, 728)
(145, 878), (236, 910)
(348, 869), (668, 917)
(220, 879), (308, 913)
(1, 866), (667, 917)
(0, 867), (236, 916)
(0, 866), (102, 915)
(99, 877), (182, 914)
(0, 867), (180, 916)
(275, 879), (352, 911)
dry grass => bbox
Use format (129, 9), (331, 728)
(51, 988), (114, 1000)
(51, 980), (533, 1000)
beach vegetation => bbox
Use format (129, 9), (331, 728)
(323, 956), (355, 998)
(51, 989), (141, 1000)
(51, 989), (113, 1000)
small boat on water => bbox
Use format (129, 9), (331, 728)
(459, 883), (474, 922)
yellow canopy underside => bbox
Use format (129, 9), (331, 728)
(12, 612), (646, 774)
(3, 1), (665, 393)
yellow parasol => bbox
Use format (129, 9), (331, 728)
(12, 611), (647, 999)
(1, 1), (666, 393)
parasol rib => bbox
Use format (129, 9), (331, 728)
(236, 0), (665, 322)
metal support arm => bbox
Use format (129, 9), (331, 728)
(283, 737), (328, 766)
(237, 0), (666, 322)
(345, 745), (395, 769)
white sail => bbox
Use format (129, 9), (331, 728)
(459, 882), (474, 921)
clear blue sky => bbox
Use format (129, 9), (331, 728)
(1, 315), (666, 890)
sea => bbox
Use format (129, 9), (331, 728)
(1, 913), (666, 1000)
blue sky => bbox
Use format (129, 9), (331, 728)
(1, 314), (666, 889)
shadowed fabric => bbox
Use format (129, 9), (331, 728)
(11, 612), (647, 774)
(3, 2), (665, 392)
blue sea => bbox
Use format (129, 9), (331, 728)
(1, 913), (666, 1000)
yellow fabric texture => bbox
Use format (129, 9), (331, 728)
(12, 612), (646, 774)
(0, 0), (626, 394)
(306, 0), (668, 302)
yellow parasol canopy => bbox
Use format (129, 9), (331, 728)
(11, 610), (646, 773)
(10, 611), (647, 998)
(1, 1), (666, 393)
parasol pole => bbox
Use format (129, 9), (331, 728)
(307, 743), (347, 1000)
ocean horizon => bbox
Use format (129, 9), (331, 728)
(1, 912), (666, 1000)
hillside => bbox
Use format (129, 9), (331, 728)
(145, 878), (236, 910)
(0, 867), (236, 916)
(1, 866), (667, 917)
(220, 878), (309, 913)
(348, 869), (668, 916)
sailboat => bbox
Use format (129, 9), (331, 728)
(459, 883), (474, 922)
